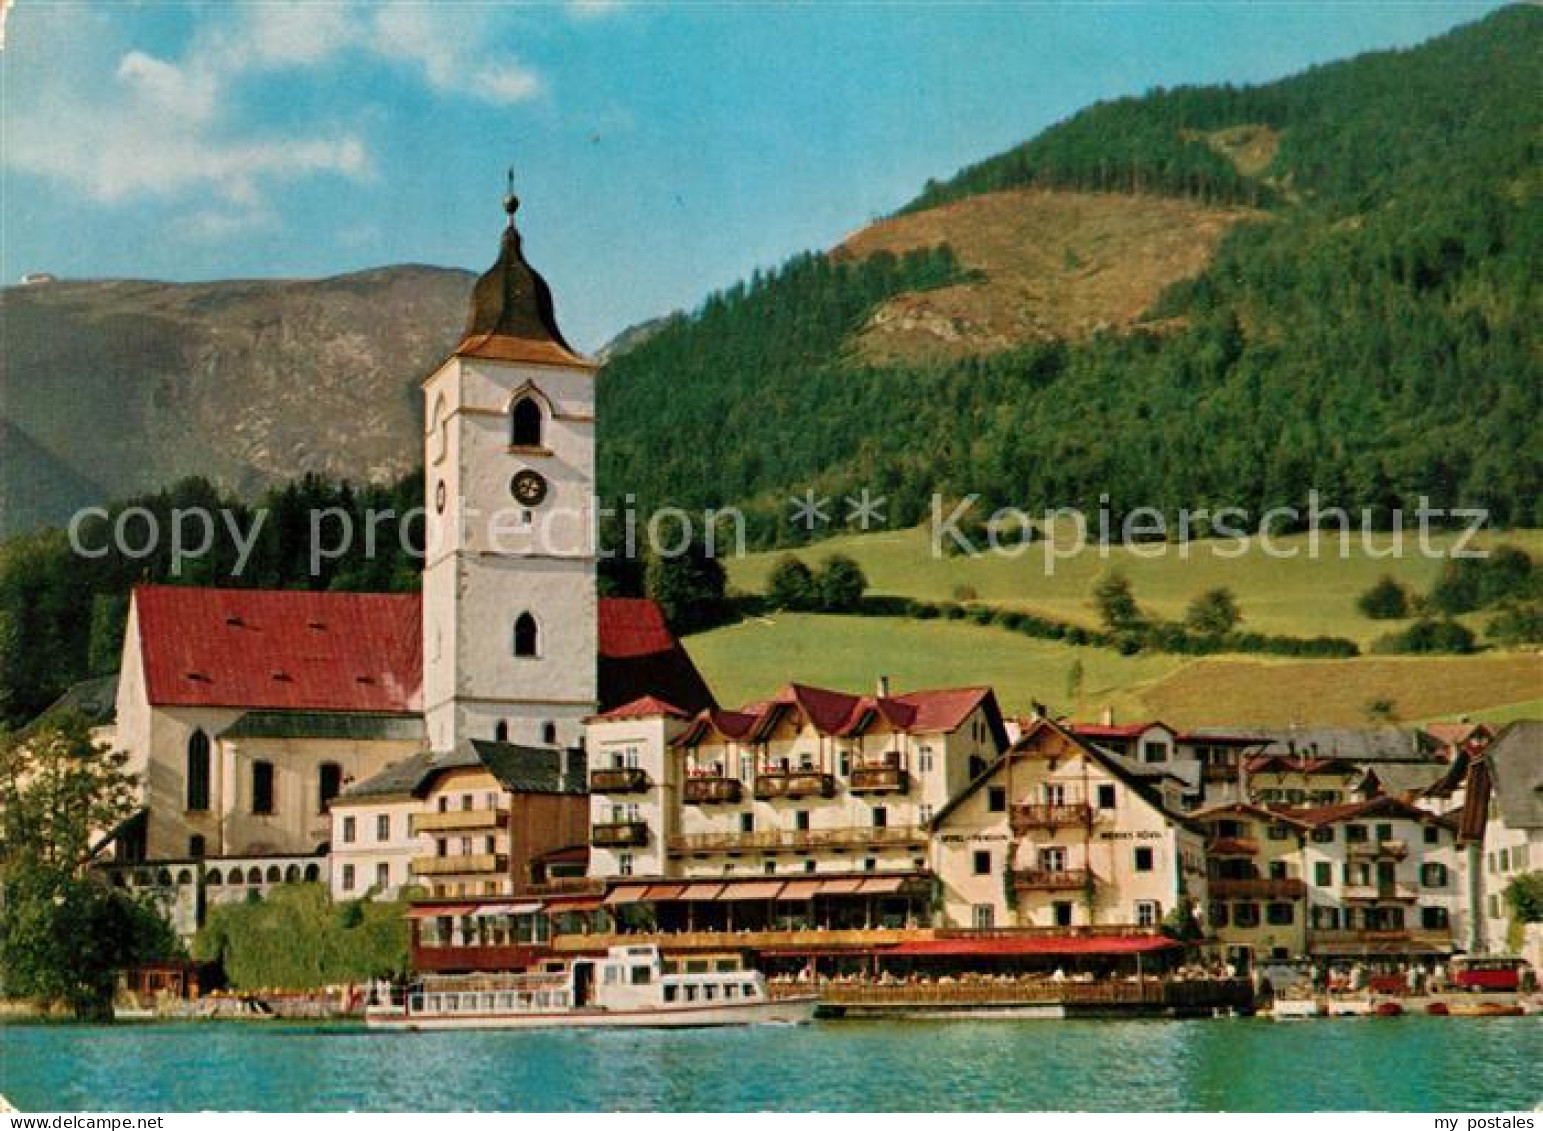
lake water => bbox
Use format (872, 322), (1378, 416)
(2, 1016), (1540, 1112)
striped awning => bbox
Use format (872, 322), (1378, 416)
(857, 876), (908, 894)
(603, 884), (653, 905)
(777, 879), (825, 900)
(645, 883), (689, 900)
(406, 903), (479, 919)
(721, 880), (784, 900)
(677, 882), (726, 900)
(820, 878), (865, 894)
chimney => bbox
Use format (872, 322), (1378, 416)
(877, 675), (890, 699)
(1100, 705), (1115, 727)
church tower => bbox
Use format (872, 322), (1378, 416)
(421, 173), (598, 752)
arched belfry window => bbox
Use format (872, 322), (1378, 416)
(513, 612), (539, 657)
(511, 396), (543, 448)
(186, 730), (211, 812)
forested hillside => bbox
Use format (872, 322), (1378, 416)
(598, 6), (1542, 546)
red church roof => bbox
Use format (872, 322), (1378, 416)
(133, 586), (424, 713)
(131, 585), (715, 717)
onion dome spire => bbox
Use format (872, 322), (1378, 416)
(455, 166), (589, 367)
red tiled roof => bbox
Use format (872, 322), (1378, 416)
(1279, 795), (1444, 828)
(132, 585), (714, 717)
(596, 598), (677, 658)
(1072, 721), (1173, 740)
(594, 695), (687, 721)
(1244, 753), (1354, 775)
(134, 585), (423, 713)
(892, 935), (1180, 957)
(678, 683), (1000, 745)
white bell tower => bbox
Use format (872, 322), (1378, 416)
(421, 172), (598, 752)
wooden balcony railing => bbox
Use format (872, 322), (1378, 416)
(523, 876), (606, 897)
(849, 765), (909, 794)
(1207, 837), (1260, 856)
(1347, 840), (1409, 860)
(1341, 882), (1418, 902)
(410, 853), (507, 877)
(1306, 928), (1451, 947)
(1202, 764), (1240, 782)
(1207, 877), (1307, 900)
(668, 825), (926, 855)
(589, 767), (651, 794)
(755, 771), (836, 800)
(1009, 802), (1093, 833)
(411, 808), (505, 834)
(591, 820), (650, 848)
(683, 776), (743, 805)
(1011, 868), (1096, 892)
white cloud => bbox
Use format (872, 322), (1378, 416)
(368, 2), (542, 106)
(3, 1), (544, 215)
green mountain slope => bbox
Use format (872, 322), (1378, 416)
(598, 6), (1542, 546)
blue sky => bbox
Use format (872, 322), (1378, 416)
(0, 1), (1507, 350)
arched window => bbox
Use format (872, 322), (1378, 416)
(513, 612), (539, 657)
(494, 720), (509, 743)
(318, 762), (343, 812)
(186, 730), (211, 812)
(542, 721), (558, 746)
(251, 760), (275, 815)
(510, 396), (543, 448)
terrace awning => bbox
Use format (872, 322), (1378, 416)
(644, 883), (689, 901)
(406, 903), (480, 919)
(677, 882), (725, 901)
(820, 878), (865, 894)
(721, 880), (784, 900)
(777, 879), (825, 900)
(471, 902), (540, 917)
(544, 897), (604, 913)
(603, 884), (653, 905)
(889, 936), (1181, 958)
(857, 876), (908, 894)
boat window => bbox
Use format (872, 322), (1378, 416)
(686, 959), (709, 973)
(724, 984), (737, 999)
(604, 965), (621, 985)
(630, 966), (652, 985)
(685, 985), (698, 1002)
(664, 985), (677, 1003)
(743, 982), (757, 997)
(662, 960), (679, 974)
(716, 958), (738, 971)
(704, 985), (716, 1001)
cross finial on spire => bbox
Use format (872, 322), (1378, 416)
(503, 166), (520, 227)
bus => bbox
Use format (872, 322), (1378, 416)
(1450, 956), (1532, 992)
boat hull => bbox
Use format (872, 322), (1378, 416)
(365, 994), (819, 1031)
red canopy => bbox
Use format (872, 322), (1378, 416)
(891, 935), (1180, 958)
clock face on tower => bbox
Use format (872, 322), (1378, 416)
(510, 469), (548, 507)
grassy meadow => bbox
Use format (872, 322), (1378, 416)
(683, 525), (1543, 726)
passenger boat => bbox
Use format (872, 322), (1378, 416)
(1444, 999), (1525, 1018)
(1270, 994), (1323, 1019)
(364, 945), (818, 1031)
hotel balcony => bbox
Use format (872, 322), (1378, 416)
(589, 767), (651, 794)
(410, 853), (508, 877)
(411, 808), (506, 834)
(1202, 764), (1240, 783)
(1347, 839), (1409, 860)
(683, 776), (744, 805)
(1342, 882), (1418, 902)
(755, 770), (836, 801)
(591, 820), (650, 848)
(849, 763), (909, 794)
(1207, 877), (1308, 900)
(667, 824), (926, 855)
(1009, 802), (1093, 834)
(1307, 927), (1451, 949)
(1010, 868), (1097, 892)
(1206, 837), (1260, 856)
